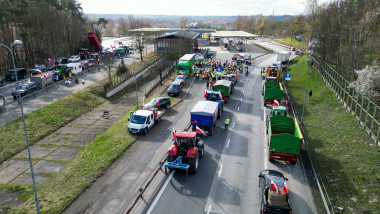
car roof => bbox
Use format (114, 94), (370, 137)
(260, 169), (286, 187)
(171, 80), (182, 85)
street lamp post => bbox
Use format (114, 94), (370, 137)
(132, 36), (138, 109)
(0, 40), (40, 213)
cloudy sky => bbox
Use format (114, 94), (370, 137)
(78, 0), (330, 16)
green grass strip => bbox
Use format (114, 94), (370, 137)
(0, 91), (104, 163)
(287, 56), (380, 213)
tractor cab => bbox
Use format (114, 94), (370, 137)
(272, 106), (288, 116)
(176, 131), (197, 156)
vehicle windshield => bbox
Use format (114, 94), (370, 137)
(130, 115), (146, 124)
(177, 66), (188, 70)
(169, 84), (178, 89)
(6, 71), (15, 75)
(206, 93), (219, 101)
(177, 137), (194, 148)
(57, 65), (66, 70)
(17, 85), (27, 90)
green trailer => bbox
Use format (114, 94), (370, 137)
(212, 80), (233, 103)
(263, 81), (283, 106)
(268, 115), (303, 164)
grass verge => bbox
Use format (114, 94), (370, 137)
(287, 56), (380, 213)
(275, 37), (307, 50)
(0, 91), (104, 163)
(18, 96), (181, 213)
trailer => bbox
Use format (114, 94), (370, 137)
(268, 115), (303, 164)
(212, 80), (233, 103)
(30, 73), (53, 89)
(190, 101), (219, 136)
(165, 130), (204, 174)
(204, 90), (223, 118)
(263, 81), (283, 106)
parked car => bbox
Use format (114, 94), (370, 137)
(175, 75), (186, 85)
(0, 78), (5, 87)
(32, 65), (47, 73)
(259, 169), (292, 214)
(11, 81), (37, 99)
(167, 80), (183, 96)
(68, 55), (80, 63)
(144, 97), (171, 109)
(5, 68), (27, 81)
(55, 57), (68, 65)
(237, 46), (243, 52)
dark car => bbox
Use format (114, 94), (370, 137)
(5, 68), (27, 81)
(0, 77), (5, 87)
(55, 58), (68, 65)
(144, 97), (171, 109)
(259, 170), (292, 214)
(175, 75), (186, 85)
(12, 82), (37, 99)
(167, 80), (183, 96)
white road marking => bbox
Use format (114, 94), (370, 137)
(218, 164), (223, 177)
(226, 138), (230, 148)
(233, 121), (235, 128)
(237, 107), (240, 111)
(146, 170), (175, 214)
(243, 90), (245, 93)
(240, 97), (242, 101)
(263, 98), (268, 169)
(207, 204), (212, 214)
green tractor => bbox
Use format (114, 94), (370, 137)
(52, 64), (72, 81)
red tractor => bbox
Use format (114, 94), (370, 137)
(165, 130), (204, 174)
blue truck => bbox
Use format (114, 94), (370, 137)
(204, 90), (223, 118)
(191, 101), (219, 136)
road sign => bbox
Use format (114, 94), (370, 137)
(217, 67), (222, 75)
(285, 73), (291, 80)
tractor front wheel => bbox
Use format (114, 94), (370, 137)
(189, 152), (199, 174)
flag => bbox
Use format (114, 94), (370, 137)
(283, 181), (288, 195)
(44, 74), (47, 80)
(270, 180), (281, 195)
(273, 100), (280, 106)
(37, 70), (43, 74)
(195, 126), (205, 135)
(204, 90), (208, 99)
(172, 127), (177, 146)
(142, 97), (145, 107)
(30, 74), (33, 77)
(218, 91), (223, 101)
(156, 99), (160, 108)
(48, 72), (52, 77)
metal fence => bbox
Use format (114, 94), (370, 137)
(313, 56), (380, 145)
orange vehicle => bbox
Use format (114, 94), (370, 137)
(267, 66), (280, 82)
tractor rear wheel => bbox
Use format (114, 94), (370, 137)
(189, 152), (199, 174)
(198, 142), (204, 159)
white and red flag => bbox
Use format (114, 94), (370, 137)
(195, 126), (205, 135)
(204, 90), (209, 99)
(283, 180), (288, 195)
(273, 100), (280, 106)
(270, 180), (281, 195)
(172, 127), (177, 146)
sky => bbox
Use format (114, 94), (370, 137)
(78, 0), (330, 16)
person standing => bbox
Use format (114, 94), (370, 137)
(309, 90), (313, 101)
(225, 118), (230, 130)
(206, 80), (209, 89)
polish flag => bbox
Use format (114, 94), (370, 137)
(283, 180), (288, 195)
(195, 126), (205, 135)
(142, 97), (145, 108)
(44, 74), (47, 80)
(270, 180), (281, 195)
(30, 74), (33, 77)
(273, 100), (280, 106)
(48, 72), (52, 77)
(204, 90), (208, 99)
(218, 91), (223, 101)
(172, 127), (177, 146)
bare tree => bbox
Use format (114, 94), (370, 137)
(179, 17), (189, 27)
(117, 18), (129, 35)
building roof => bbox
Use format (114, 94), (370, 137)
(130, 27), (215, 34)
(211, 31), (257, 38)
(156, 31), (200, 40)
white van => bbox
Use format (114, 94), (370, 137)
(66, 63), (82, 75)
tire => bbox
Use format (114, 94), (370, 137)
(198, 142), (204, 159)
(189, 152), (199, 174)
(217, 109), (221, 119)
(221, 104), (224, 112)
(143, 127), (148, 135)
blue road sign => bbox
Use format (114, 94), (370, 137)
(285, 73), (291, 80)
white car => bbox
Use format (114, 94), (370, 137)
(68, 55), (80, 63)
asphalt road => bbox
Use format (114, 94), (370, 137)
(64, 43), (315, 214)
